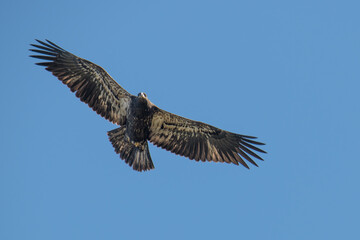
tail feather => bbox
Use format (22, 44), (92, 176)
(107, 126), (154, 172)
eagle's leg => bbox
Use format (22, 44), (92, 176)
(107, 126), (154, 171)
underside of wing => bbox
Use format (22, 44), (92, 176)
(149, 108), (266, 169)
(30, 39), (132, 125)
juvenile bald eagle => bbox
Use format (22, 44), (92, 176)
(30, 40), (266, 172)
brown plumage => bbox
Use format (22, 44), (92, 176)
(30, 39), (266, 172)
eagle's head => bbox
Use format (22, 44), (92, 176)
(137, 92), (155, 108)
(138, 92), (147, 99)
(138, 92), (148, 99)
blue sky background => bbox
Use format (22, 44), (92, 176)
(1, 0), (359, 239)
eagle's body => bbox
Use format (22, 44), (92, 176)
(127, 93), (153, 142)
(30, 40), (266, 171)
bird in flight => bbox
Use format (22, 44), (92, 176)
(30, 40), (266, 172)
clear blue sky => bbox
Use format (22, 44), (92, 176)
(1, 0), (359, 239)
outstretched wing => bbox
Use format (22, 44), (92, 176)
(149, 108), (266, 169)
(30, 39), (132, 125)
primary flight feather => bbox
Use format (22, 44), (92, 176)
(30, 39), (266, 172)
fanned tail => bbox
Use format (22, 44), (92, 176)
(107, 126), (154, 171)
